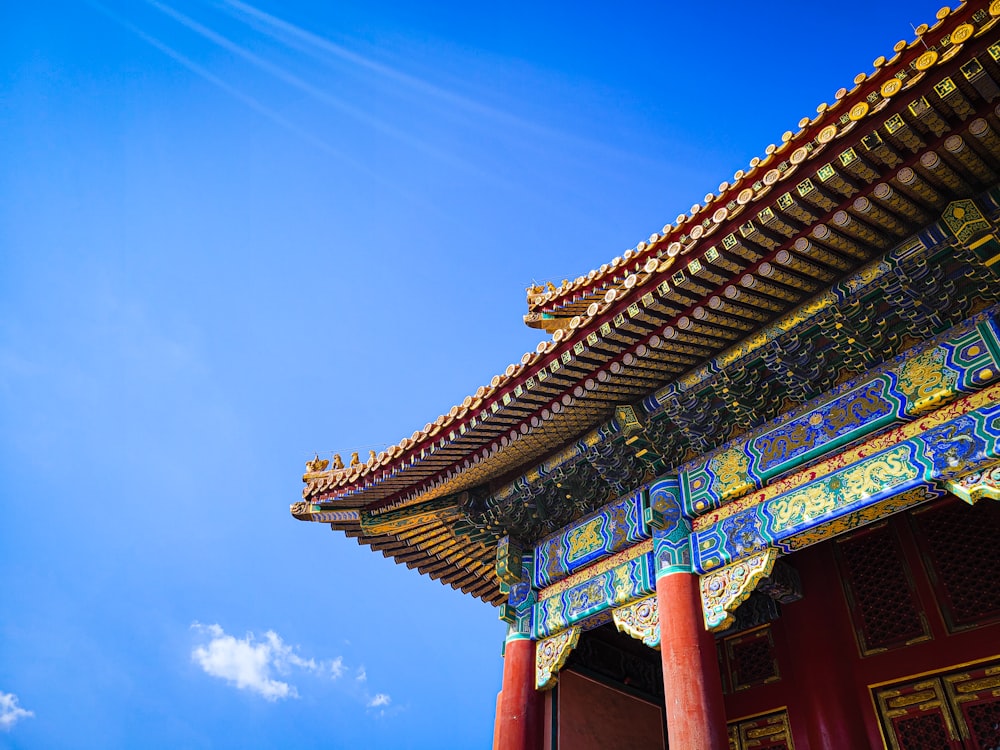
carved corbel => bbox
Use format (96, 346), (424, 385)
(611, 595), (660, 650)
(700, 548), (778, 631)
(944, 463), (1000, 505)
(535, 627), (581, 691)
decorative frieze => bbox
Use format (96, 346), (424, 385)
(533, 488), (650, 588)
(532, 551), (654, 639)
(682, 311), (1000, 515)
(691, 387), (1000, 574)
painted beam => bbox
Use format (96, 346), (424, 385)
(680, 309), (1000, 516)
(691, 385), (1000, 574)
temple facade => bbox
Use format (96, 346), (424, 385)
(293, 4), (1000, 748)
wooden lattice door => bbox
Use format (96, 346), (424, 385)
(874, 662), (1000, 750)
(727, 709), (794, 750)
(875, 678), (963, 750)
(944, 665), (1000, 750)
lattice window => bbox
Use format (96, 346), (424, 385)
(911, 498), (1000, 632)
(835, 524), (930, 655)
(727, 709), (794, 750)
(724, 626), (780, 692)
(893, 713), (956, 749)
(718, 639), (731, 695)
(728, 724), (740, 750)
(963, 701), (1000, 747)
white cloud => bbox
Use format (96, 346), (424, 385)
(191, 623), (317, 701)
(191, 624), (385, 706)
(330, 656), (345, 679)
(0, 691), (34, 731)
(265, 631), (320, 673)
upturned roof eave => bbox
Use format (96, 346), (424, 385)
(297, 1), (997, 514)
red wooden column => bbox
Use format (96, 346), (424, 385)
(656, 570), (729, 750)
(781, 544), (869, 750)
(494, 633), (543, 750)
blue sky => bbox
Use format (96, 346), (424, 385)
(1, 1), (944, 747)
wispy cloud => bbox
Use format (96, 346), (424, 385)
(220, 0), (521, 125)
(367, 693), (391, 708)
(219, 0), (661, 170)
(330, 656), (345, 679)
(355, 666), (367, 683)
(83, 0), (406, 197)
(143, 0), (490, 181)
(0, 691), (34, 731)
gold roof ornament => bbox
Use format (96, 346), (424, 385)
(305, 454), (329, 473)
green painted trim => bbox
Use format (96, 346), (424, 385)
(655, 567), (694, 580)
(977, 319), (1000, 368)
(505, 632), (533, 644)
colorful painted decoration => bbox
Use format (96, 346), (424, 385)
(496, 535), (525, 585)
(945, 462), (1000, 504)
(641, 233), (958, 420)
(942, 198), (994, 244)
(649, 477), (693, 577)
(533, 488), (650, 588)
(692, 391), (1000, 573)
(611, 594), (660, 649)
(701, 548), (777, 631)
(532, 551), (654, 639)
(681, 312), (1000, 516)
(358, 496), (458, 535)
(535, 627), (580, 691)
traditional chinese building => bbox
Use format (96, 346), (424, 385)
(293, 4), (1000, 748)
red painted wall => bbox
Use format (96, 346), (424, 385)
(722, 504), (1000, 749)
(556, 670), (665, 750)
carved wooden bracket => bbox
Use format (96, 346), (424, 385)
(611, 594), (660, 649)
(700, 548), (777, 631)
(535, 627), (581, 691)
(945, 463), (1000, 504)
